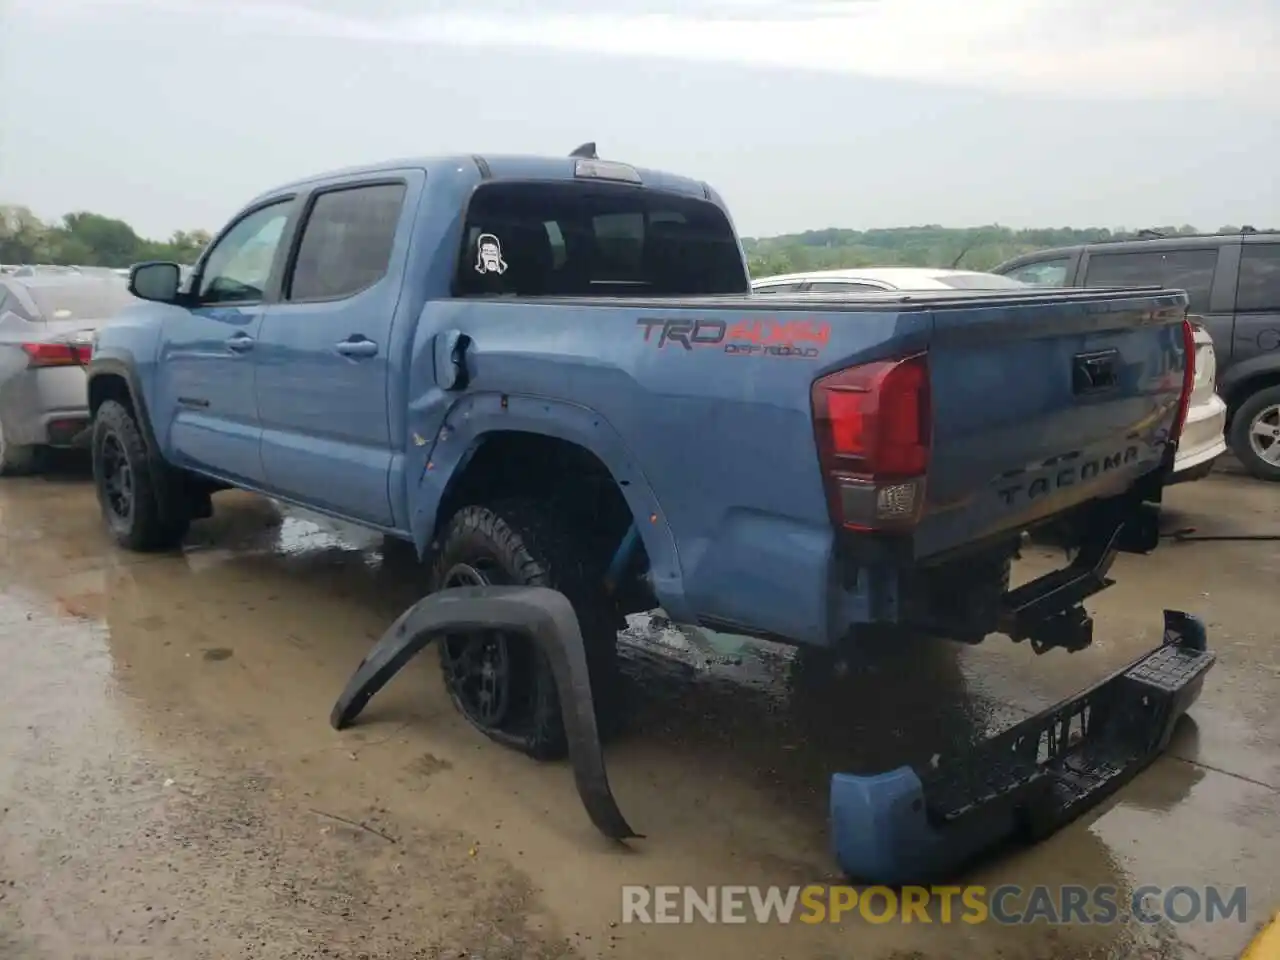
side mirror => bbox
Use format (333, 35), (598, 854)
(129, 261), (183, 303)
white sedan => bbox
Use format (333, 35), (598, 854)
(1174, 322), (1229, 483)
(751, 268), (1228, 484)
(751, 266), (1034, 294)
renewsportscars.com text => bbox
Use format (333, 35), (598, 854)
(620, 884), (1249, 926)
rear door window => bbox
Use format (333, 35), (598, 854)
(753, 282), (804, 294)
(453, 181), (748, 297)
(1082, 248), (1218, 313)
(1236, 243), (1280, 312)
(288, 182), (407, 301)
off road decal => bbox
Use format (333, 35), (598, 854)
(637, 317), (830, 358)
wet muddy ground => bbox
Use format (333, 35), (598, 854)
(1, 462), (1277, 959)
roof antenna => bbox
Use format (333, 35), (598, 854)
(949, 236), (977, 269)
(569, 142), (598, 159)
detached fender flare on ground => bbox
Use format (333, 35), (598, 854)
(330, 584), (641, 842)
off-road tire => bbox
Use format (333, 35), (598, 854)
(1229, 385), (1280, 482)
(428, 498), (624, 761)
(92, 400), (191, 550)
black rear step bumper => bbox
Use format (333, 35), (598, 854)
(331, 589), (1210, 885)
(830, 609), (1212, 883)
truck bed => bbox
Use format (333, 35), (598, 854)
(414, 284), (1190, 645)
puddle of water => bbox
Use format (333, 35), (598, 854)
(3, 481), (1275, 959)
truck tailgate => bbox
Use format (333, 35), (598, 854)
(915, 289), (1189, 560)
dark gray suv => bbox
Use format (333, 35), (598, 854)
(995, 232), (1280, 482)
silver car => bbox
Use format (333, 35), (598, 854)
(0, 275), (138, 474)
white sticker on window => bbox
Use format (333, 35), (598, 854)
(474, 233), (508, 275)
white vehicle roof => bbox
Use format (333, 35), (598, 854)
(751, 267), (1029, 291)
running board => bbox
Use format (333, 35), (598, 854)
(829, 610), (1213, 884)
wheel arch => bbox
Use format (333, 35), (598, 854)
(1219, 357), (1280, 426)
(407, 393), (687, 619)
(87, 357), (162, 458)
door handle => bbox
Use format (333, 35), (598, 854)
(225, 334), (255, 353)
(336, 337), (379, 358)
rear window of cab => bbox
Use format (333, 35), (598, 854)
(452, 180), (749, 298)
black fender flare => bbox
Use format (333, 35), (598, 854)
(87, 356), (185, 517)
(87, 356), (164, 458)
(330, 585), (640, 842)
(1218, 353), (1280, 412)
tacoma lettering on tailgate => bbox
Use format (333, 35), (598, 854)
(996, 446), (1140, 507)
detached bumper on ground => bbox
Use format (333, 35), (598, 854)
(331, 590), (1212, 884)
(831, 609), (1213, 883)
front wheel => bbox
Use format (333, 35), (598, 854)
(1229, 385), (1280, 482)
(92, 400), (191, 550)
(428, 498), (624, 761)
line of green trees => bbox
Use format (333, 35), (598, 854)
(3, 201), (1264, 279)
(0, 204), (211, 268)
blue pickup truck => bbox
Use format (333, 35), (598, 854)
(88, 149), (1213, 882)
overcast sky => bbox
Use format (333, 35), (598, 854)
(2, 0), (1276, 240)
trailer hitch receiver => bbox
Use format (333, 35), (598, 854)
(330, 585), (639, 842)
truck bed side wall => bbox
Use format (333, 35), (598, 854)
(403, 299), (914, 637)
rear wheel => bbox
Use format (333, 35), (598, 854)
(1229, 385), (1280, 482)
(92, 400), (191, 550)
(428, 498), (623, 761)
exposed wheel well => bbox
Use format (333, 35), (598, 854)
(88, 374), (135, 420)
(1224, 370), (1280, 426)
(434, 431), (652, 611)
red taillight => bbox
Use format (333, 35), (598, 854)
(812, 353), (931, 531)
(1168, 318), (1196, 446)
(21, 342), (90, 368)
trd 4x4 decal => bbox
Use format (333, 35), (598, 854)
(637, 317), (830, 358)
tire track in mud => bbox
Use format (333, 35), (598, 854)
(0, 584), (578, 960)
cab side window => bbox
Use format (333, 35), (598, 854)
(1005, 258), (1071, 287)
(197, 200), (293, 305)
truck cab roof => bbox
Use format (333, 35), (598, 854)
(254, 154), (715, 207)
